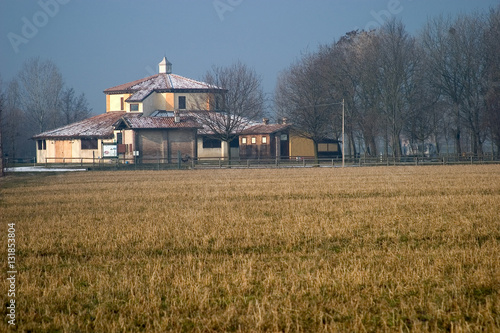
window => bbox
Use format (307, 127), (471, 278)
(241, 137), (247, 144)
(37, 140), (46, 150)
(81, 139), (98, 150)
(178, 96), (186, 109)
(120, 97), (124, 110)
(251, 137), (256, 144)
(203, 137), (221, 149)
(261, 136), (267, 144)
(230, 138), (239, 148)
(130, 103), (139, 111)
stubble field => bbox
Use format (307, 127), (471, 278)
(1, 165), (499, 332)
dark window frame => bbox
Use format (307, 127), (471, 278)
(202, 137), (222, 149)
(81, 138), (98, 150)
(37, 140), (46, 150)
(178, 96), (186, 109)
(130, 103), (139, 111)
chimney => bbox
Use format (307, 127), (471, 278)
(282, 117), (288, 124)
(174, 110), (180, 123)
(263, 118), (269, 125)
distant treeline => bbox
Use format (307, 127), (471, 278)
(275, 7), (500, 157)
(0, 57), (92, 160)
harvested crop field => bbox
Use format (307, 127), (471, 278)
(1, 165), (499, 332)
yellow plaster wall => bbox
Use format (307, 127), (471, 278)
(165, 93), (175, 110)
(174, 93), (209, 110)
(38, 139), (102, 163)
(289, 135), (315, 157)
(108, 94), (132, 111)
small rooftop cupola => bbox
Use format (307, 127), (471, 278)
(159, 56), (172, 74)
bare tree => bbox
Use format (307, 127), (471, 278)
(275, 52), (337, 162)
(485, 6), (500, 155)
(18, 57), (63, 133)
(60, 87), (92, 125)
(421, 13), (491, 156)
(1, 79), (27, 160)
(377, 19), (420, 157)
(317, 33), (359, 157)
(197, 61), (265, 160)
(337, 30), (382, 157)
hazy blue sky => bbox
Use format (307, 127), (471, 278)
(1, 0), (498, 115)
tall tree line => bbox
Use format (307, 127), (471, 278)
(0, 57), (92, 160)
(276, 7), (500, 158)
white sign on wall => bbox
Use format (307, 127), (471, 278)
(103, 144), (117, 158)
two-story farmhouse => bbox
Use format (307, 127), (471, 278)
(33, 57), (229, 163)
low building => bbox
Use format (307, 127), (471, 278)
(33, 112), (126, 163)
(289, 134), (342, 159)
(239, 119), (291, 159)
(239, 118), (341, 160)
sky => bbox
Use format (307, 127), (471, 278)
(1, 0), (498, 116)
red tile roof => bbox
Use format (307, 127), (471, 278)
(32, 112), (127, 139)
(32, 112), (203, 140)
(104, 73), (223, 102)
(241, 123), (292, 135)
(120, 116), (201, 129)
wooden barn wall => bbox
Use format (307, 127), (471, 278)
(168, 130), (196, 159)
(137, 129), (196, 162)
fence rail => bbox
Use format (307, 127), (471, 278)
(4, 153), (498, 171)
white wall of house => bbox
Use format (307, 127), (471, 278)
(196, 138), (239, 159)
(36, 139), (104, 163)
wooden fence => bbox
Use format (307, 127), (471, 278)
(3, 153), (495, 171)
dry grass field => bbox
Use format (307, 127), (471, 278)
(1, 165), (499, 332)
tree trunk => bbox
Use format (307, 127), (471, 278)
(454, 103), (462, 156)
(225, 139), (232, 165)
(313, 141), (319, 165)
(349, 131), (357, 158)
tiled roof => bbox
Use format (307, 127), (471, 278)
(241, 123), (292, 135)
(32, 112), (127, 139)
(121, 116), (201, 129)
(182, 111), (259, 135)
(104, 73), (223, 102)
